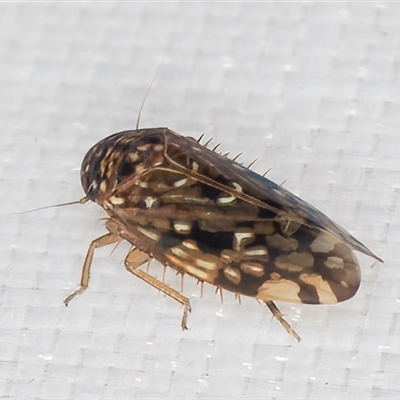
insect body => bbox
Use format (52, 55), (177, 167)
(65, 128), (381, 341)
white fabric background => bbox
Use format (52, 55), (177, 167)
(0, 3), (397, 399)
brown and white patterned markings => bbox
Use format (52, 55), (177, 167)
(66, 127), (382, 341)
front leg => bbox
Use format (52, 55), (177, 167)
(124, 248), (192, 330)
(64, 232), (122, 305)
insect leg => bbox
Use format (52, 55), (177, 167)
(64, 233), (122, 305)
(265, 301), (301, 342)
(124, 248), (192, 330)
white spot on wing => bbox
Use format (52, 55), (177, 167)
(232, 182), (242, 192)
(275, 252), (314, 272)
(234, 228), (255, 250)
(144, 197), (156, 208)
(170, 246), (189, 259)
(137, 226), (161, 241)
(217, 194), (236, 205)
(299, 274), (338, 304)
(223, 267), (241, 284)
(310, 234), (339, 253)
(257, 280), (301, 303)
(138, 180), (148, 188)
(195, 258), (218, 270)
(173, 221), (192, 234)
(243, 246), (268, 256)
(324, 256), (344, 269)
(109, 196), (125, 205)
(240, 262), (264, 277)
(182, 240), (199, 250)
(173, 178), (188, 188)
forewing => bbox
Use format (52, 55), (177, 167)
(105, 136), (361, 305)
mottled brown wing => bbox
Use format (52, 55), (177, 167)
(90, 127), (376, 305)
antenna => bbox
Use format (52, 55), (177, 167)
(135, 57), (165, 130)
(8, 196), (89, 216)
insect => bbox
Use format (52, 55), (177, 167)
(64, 127), (382, 341)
